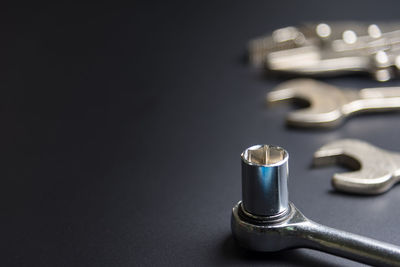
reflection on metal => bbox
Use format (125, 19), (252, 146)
(267, 79), (400, 128)
(241, 145), (289, 216)
(249, 22), (400, 81)
(232, 144), (400, 266)
(316, 23), (331, 38)
(313, 139), (400, 194)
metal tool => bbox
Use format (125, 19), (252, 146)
(232, 144), (400, 266)
(313, 139), (400, 194)
(249, 22), (400, 81)
(267, 78), (400, 128)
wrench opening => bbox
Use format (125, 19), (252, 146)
(313, 153), (361, 171)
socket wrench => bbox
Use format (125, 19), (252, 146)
(231, 144), (400, 266)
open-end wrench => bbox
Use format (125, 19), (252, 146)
(232, 144), (400, 266)
(267, 78), (400, 128)
(313, 139), (400, 194)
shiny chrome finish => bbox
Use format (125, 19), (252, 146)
(232, 144), (400, 266)
(249, 22), (400, 81)
(241, 145), (289, 216)
(267, 78), (400, 128)
(232, 203), (400, 266)
(313, 139), (400, 194)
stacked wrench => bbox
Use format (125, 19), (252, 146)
(249, 22), (400, 81)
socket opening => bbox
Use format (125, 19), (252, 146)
(242, 145), (287, 166)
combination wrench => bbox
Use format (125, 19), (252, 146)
(267, 78), (400, 128)
(232, 144), (400, 266)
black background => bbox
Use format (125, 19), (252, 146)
(2, 2), (400, 266)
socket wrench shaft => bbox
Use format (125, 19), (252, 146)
(300, 219), (400, 266)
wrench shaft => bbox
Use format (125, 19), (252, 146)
(299, 221), (400, 266)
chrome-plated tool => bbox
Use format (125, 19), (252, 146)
(267, 78), (400, 128)
(232, 144), (400, 266)
(313, 139), (400, 194)
(249, 22), (400, 81)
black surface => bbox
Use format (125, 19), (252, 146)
(2, 2), (400, 266)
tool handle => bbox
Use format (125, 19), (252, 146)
(343, 87), (400, 112)
(300, 221), (400, 266)
(360, 87), (400, 99)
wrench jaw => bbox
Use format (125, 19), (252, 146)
(231, 202), (308, 252)
(313, 147), (361, 169)
(313, 139), (400, 194)
(332, 172), (395, 195)
(267, 79), (349, 128)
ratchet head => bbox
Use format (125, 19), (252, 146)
(267, 79), (352, 128)
(313, 139), (400, 194)
(231, 201), (308, 252)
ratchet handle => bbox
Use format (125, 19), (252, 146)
(299, 221), (400, 266)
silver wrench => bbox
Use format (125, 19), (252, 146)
(249, 22), (400, 81)
(313, 139), (400, 194)
(267, 78), (400, 128)
(232, 144), (400, 266)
